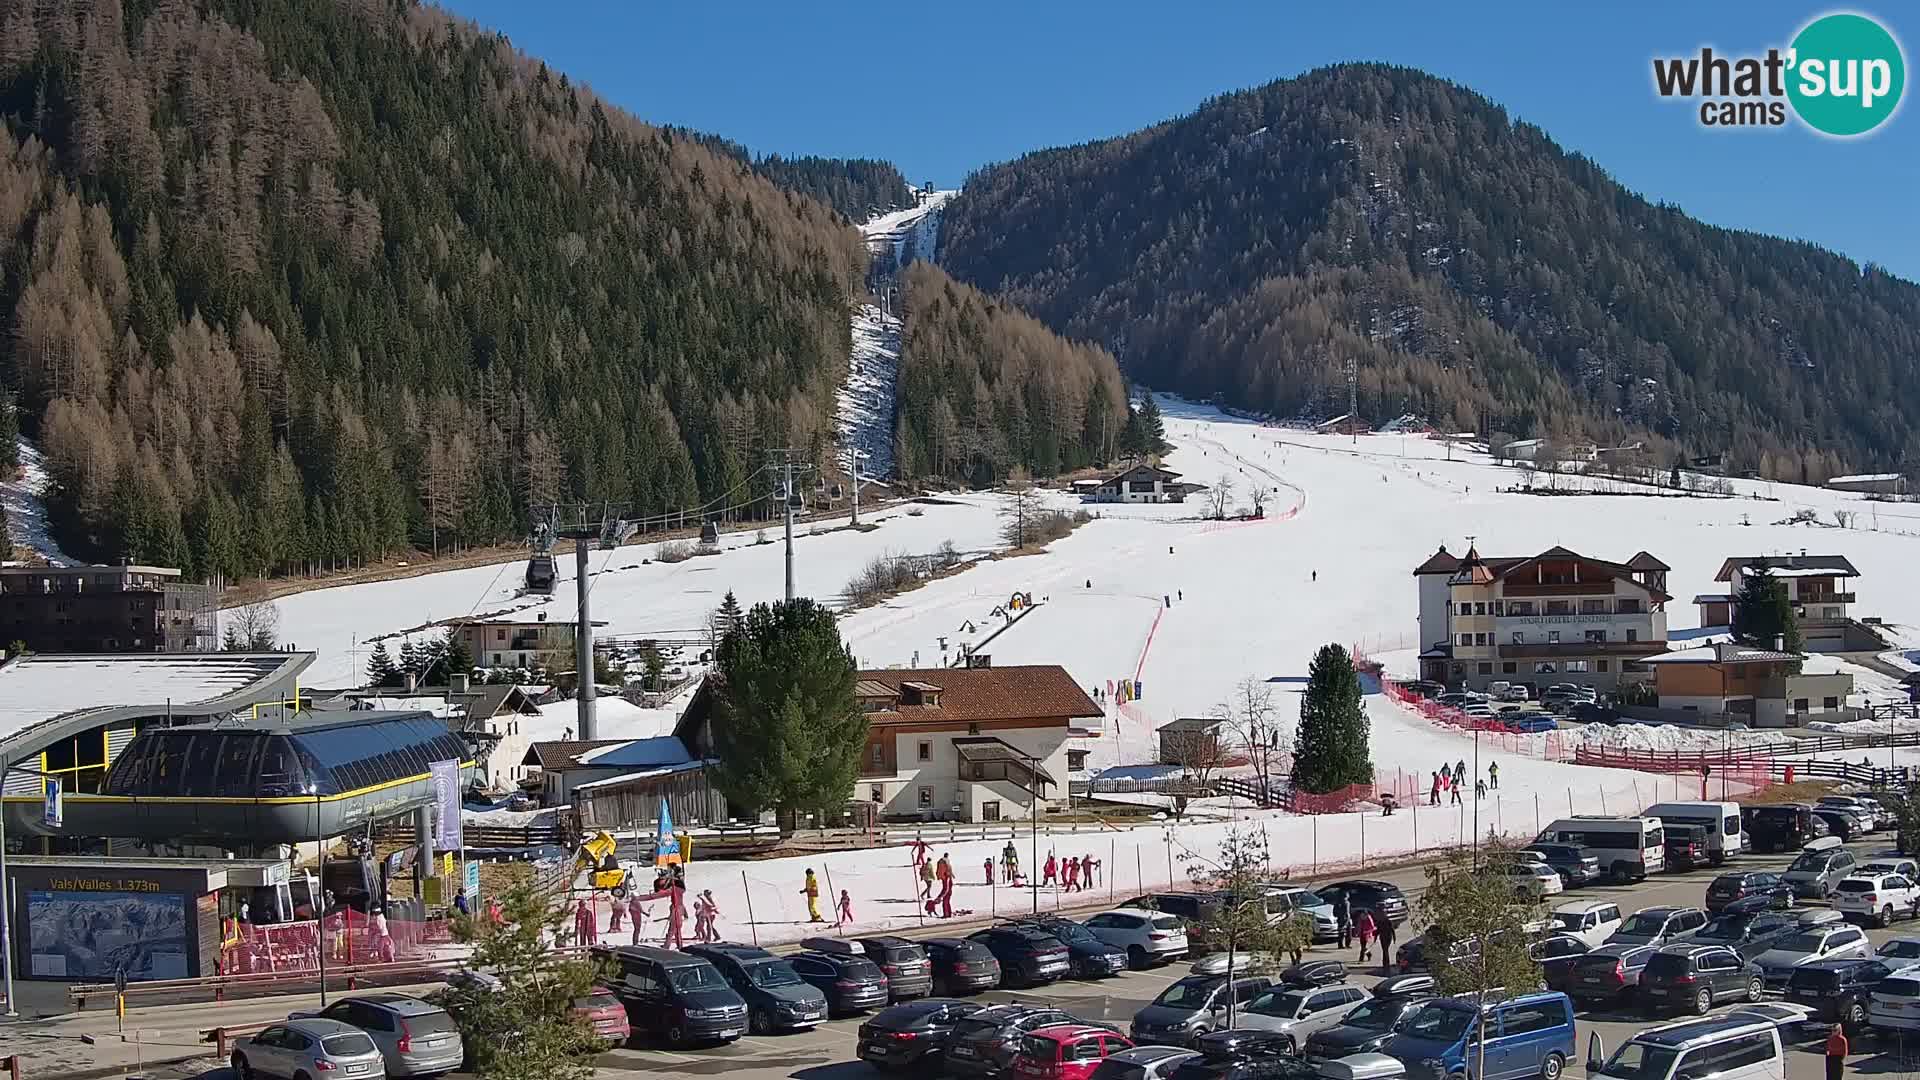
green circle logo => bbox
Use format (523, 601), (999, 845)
(1787, 12), (1906, 136)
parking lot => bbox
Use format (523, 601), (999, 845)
(553, 843), (1920, 1080)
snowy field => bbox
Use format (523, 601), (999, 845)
(262, 395), (1920, 941)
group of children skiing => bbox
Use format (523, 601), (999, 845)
(1427, 758), (1499, 805)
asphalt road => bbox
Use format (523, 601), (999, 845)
(149, 838), (1920, 1080)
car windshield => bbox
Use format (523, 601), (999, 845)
(1551, 913), (1589, 932)
(1401, 1005), (1473, 1042)
(1776, 933), (1825, 953)
(1152, 916), (1185, 932)
(1344, 998), (1410, 1029)
(668, 964), (726, 991)
(575, 992), (621, 1010)
(1695, 919), (1746, 942)
(1618, 912), (1670, 935)
(1789, 853), (1832, 872)
(1250, 991), (1308, 1017)
(1597, 1041), (1681, 1080)
(747, 961), (802, 988)
(1878, 940), (1920, 960)
(1047, 922), (1093, 943)
(1156, 980), (1217, 1009)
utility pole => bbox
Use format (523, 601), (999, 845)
(848, 448), (868, 528)
(769, 450), (813, 602)
(1347, 354), (1358, 447)
(573, 533), (595, 740)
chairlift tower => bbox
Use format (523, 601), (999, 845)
(548, 503), (635, 741)
(768, 450), (814, 602)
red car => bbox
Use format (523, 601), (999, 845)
(575, 987), (631, 1047)
(1010, 1023), (1132, 1080)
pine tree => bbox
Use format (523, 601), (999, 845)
(442, 628), (474, 682)
(0, 391), (18, 473)
(399, 639), (419, 680)
(1137, 395), (1167, 454)
(367, 640), (398, 686)
(713, 589), (744, 642)
(710, 598), (866, 832)
(1292, 643), (1373, 793)
(440, 878), (598, 1080)
(1732, 562), (1802, 662)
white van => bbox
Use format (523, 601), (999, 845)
(1645, 802), (1744, 864)
(1586, 1016), (1783, 1080)
(1536, 816), (1666, 883)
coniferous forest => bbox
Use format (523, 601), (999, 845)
(892, 261), (1128, 486)
(939, 63), (1920, 480)
(0, 0), (880, 578)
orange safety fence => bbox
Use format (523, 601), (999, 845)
(219, 909), (434, 976)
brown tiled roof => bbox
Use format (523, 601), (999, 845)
(856, 665), (1101, 727)
(522, 739), (627, 769)
(1626, 551), (1671, 572)
(1412, 546), (1460, 575)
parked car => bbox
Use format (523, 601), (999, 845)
(1820, 796), (1889, 830)
(1751, 923), (1874, 989)
(1867, 965), (1920, 1034)
(1371, 973), (1438, 999)
(1663, 825), (1712, 871)
(1232, 983), (1370, 1051)
(1742, 804), (1828, 853)
(1012, 1023), (1135, 1080)
(787, 950), (890, 1015)
(1259, 885), (1341, 942)
(923, 936), (1003, 995)
(683, 943), (829, 1034)
(1606, 906), (1708, 948)
(1085, 908), (1193, 968)
(1315, 881), (1409, 925)
(947, 1004), (1080, 1079)
(1874, 936), (1920, 964)
(1013, 917), (1131, 979)
(969, 925), (1074, 988)
(596, 944), (749, 1047)
(291, 995), (462, 1078)
(1548, 900), (1623, 948)
(1569, 702), (1623, 725)
(1526, 846), (1602, 888)
(1567, 944), (1658, 1005)
(1637, 944), (1765, 1015)
(1130, 975), (1276, 1046)
(1785, 958), (1893, 1033)
(1781, 838), (1858, 899)
(1090, 1046), (1202, 1080)
(1859, 857), (1920, 880)
(1505, 859), (1564, 897)
(1502, 685), (1532, 702)
(1508, 713), (1559, 733)
(1692, 911), (1801, 961)
(800, 934), (934, 1000)
(1303, 990), (1437, 1059)
(1276, 959), (1350, 988)
(1380, 991), (1576, 1080)
(1170, 1030), (1299, 1080)
(1584, 1014), (1785, 1080)
(1705, 871), (1793, 913)
(232, 1018), (388, 1080)
(1813, 808), (1865, 842)
(856, 998), (988, 1071)
(1531, 934), (1592, 991)
(1830, 872), (1920, 926)
(572, 987), (631, 1048)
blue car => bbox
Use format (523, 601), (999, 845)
(1382, 991), (1577, 1080)
(1509, 713), (1559, 733)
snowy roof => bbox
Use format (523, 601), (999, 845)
(1643, 644), (1799, 665)
(1829, 473), (1904, 484)
(0, 652), (314, 749)
(1158, 717), (1225, 734)
(574, 736), (692, 768)
(1715, 555), (1859, 581)
(573, 760), (711, 792)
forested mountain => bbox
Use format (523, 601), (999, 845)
(893, 261), (1127, 486)
(672, 131), (914, 220)
(940, 63), (1920, 479)
(0, 0), (877, 579)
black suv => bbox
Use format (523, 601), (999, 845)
(788, 950), (889, 1015)
(800, 935), (933, 1000)
(1170, 1030), (1298, 1080)
(1316, 880), (1409, 924)
(1785, 959), (1893, 1033)
(1706, 871), (1793, 913)
(682, 943), (829, 1034)
(967, 925), (1072, 987)
(594, 944), (749, 1047)
(1692, 911), (1801, 961)
(1010, 917), (1129, 979)
(921, 937), (1002, 995)
(1638, 944), (1764, 1015)
(1743, 804), (1828, 853)
(1522, 843), (1601, 887)
(946, 1003), (1079, 1079)
(1302, 990), (1435, 1058)
(855, 998), (987, 1070)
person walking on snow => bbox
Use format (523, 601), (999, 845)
(1003, 841), (1020, 883)
(984, 856), (995, 886)
(1474, 778), (1487, 800)
(838, 889), (855, 926)
(1332, 891), (1352, 949)
(919, 857), (937, 899)
(1487, 761), (1499, 790)
(1450, 774), (1463, 805)
(627, 895), (648, 945)
(1374, 907), (1397, 973)
(1083, 854), (1097, 889)
(1454, 760), (1467, 786)
(1042, 852), (1058, 888)
(1429, 771), (1441, 806)
(910, 838), (931, 872)
(802, 869), (824, 923)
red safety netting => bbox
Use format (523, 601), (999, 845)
(219, 909), (434, 976)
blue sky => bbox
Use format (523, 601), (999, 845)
(443, 1), (1919, 281)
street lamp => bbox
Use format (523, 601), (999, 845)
(309, 783), (328, 1006)
(0, 752), (16, 1017)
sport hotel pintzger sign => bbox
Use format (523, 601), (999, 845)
(1503, 615), (1616, 626)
